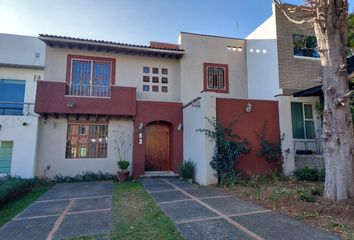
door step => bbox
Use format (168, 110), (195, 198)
(141, 171), (179, 178)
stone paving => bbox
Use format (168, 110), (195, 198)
(142, 178), (341, 240)
(0, 181), (113, 240)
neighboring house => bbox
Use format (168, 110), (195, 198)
(246, 3), (324, 175)
(0, 33), (45, 177)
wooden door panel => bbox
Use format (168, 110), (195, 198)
(145, 123), (169, 171)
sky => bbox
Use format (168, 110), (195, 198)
(0, 0), (353, 45)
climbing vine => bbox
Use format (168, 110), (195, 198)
(197, 117), (250, 185)
(255, 121), (284, 169)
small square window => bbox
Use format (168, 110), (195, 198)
(143, 67), (150, 73)
(162, 68), (168, 75)
(143, 85), (149, 91)
(161, 77), (168, 84)
(162, 86), (168, 93)
(152, 68), (159, 74)
(152, 85), (159, 92)
(152, 77), (159, 83)
(143, 76), (150, 82)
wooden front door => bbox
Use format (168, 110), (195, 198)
(145, 123), (170, 171)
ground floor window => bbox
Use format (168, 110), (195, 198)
(65, 123), (108, 159)
(0, 141), (13, 174)
(291, 102), (315, 139)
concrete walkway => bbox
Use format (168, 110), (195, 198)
(0, 181), (113, 240)
(142, 178), (340, 240)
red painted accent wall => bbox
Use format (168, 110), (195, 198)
(216, 98), (280, 175)
(132, 101), (183, 178)
(35, 81), (136, 116)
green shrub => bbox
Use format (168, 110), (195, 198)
(293, 167), (325, 182)
(179, 160), (196, 180)
(296, 188), (316, 203)
(318, 168), (325, 182)
(310, 187), (322, 196)
(53, 171), (115, 183)
(118, 160), (129, 170)
(0, 175), (47, 208)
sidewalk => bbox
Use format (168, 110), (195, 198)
(141, 178), (340, 240)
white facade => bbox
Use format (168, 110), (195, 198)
(44, 47), (181, 102)
(36, 118), (133, 178)
(179, 32), (248, 103)
(0, 33), (45, 178)
(246, 7), (280, 100)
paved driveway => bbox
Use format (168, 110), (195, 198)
(0, 181), (113, 240)
(142, 178), (340, 240)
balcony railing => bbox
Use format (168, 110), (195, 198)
(68, 84), (111, 97)
(0, 102), (35, 116)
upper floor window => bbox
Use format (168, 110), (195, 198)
(293, 34), (320, 58)
(66, 122), (108, 159)
(67, 55), (115, 97)
(291, 102), (315, 139)
(0, 79), (25, 115)
(203, 63), (229, 93)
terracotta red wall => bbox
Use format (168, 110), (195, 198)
(132, 100), (183, 178)
(216, 98), (280, 175)
(35, 81), (136, 116)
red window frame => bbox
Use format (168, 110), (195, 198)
(203, 63), (229, 94)
(66, 54), (116, 85)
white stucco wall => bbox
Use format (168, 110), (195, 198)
(183, 92), (217, 185)
(0, 33), (45, 67)
(179, 33), (248, 103)
(277, 95), (321, 174)
(36, 118), (134, 178)
(0, 116), (39, 178)
(0, 67), (43, 178)
(44, 47), (181, 102)
(246, 9), (280, 100)
(0, 67), (43, 104)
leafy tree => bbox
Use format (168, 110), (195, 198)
(275, 0), (354, 200)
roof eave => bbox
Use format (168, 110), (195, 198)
(39, 36), (185, 58)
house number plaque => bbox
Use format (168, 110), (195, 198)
(138, 132), (143, 145)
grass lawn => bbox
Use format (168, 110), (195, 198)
(0, 185), (51, 226)
(71, 181), (183, 240)
(110, 181), (183, 240)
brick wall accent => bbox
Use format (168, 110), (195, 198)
(275, 5), (322, 93)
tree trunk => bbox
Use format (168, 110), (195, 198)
(313, 2), (354, 200)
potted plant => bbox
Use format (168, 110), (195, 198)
(117, 160), (130, 182)
(113, 129), (132, 182)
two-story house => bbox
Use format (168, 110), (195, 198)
(0, 33), (45, 178)
(3, 3), (328, 185)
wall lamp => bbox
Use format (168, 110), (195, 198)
(245, 103), (253, 113)
(177, 123), (183, 131)
(138, 122), (144, 130)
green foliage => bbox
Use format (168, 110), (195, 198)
(197, 117), (250, 185)
(256, 121), (284, 168)
(270, 187), (290, 210)
(296, 187), (316, 203)
(178, 160), (196, 180)
(310, 187), (322, 196)
(348, 13), (354, 52)
(53, 171), (115, 183)
(0, 175), (48, 208)
(118, 160), (130, 171)
(293, 167), (325, 182)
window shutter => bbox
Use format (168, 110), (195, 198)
(291, 102), (305, 139)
